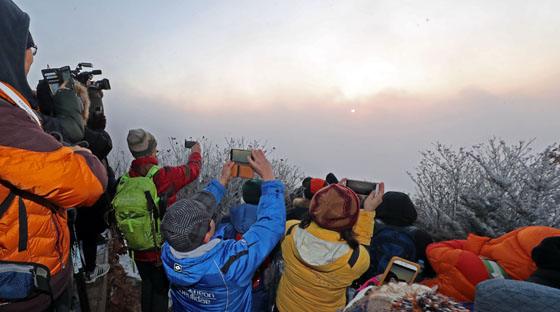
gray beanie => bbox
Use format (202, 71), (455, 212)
(127, 128), (157, 159)
(161, 191), (217, 252)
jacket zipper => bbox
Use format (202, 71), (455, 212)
(51, 212), (65, 269)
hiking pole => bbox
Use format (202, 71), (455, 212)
(68, 208), (91, 312)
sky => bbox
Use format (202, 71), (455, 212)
(19, 0), (560, 193)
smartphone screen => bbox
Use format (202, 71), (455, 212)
(60, 66), (74, 90)
(231, 149), (252, 164)
(184, 140), (196, 149)
(42, 69), (61, 95)
(386, 260), (419, 284)
(345, 180), (379, 195)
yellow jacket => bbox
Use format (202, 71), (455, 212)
(276, 210), (375, 312)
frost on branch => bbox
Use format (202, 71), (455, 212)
(409, 139), (560, 240)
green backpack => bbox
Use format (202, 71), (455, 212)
(112, 166), (164, 251)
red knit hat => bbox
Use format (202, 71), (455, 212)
(309, 184), (360, 231)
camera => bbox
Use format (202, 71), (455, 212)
(230, 149), (254, 179)
(185, 140), (196, 149)
(73, 62), (111, 90)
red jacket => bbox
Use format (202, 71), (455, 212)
(128, 153), (202, 261)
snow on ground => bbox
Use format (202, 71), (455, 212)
(119, 252), (141, 280)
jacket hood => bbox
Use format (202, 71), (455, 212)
(0, 0), (36, 104)
(375, 191), (417, 226)
(230, 203), (258, 234)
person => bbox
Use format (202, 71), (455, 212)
(474, 236), (560, 312)
(361, 191), (435, 282)
(0, 1), (108, 310)
(420, 226), (560, 302)
(275, 180), (385, 312)
(286, 177), (328, 220)
(525, 236), (560, 289)
(161, 150), (286, 312)
(75, 82), (114, 283)
(215, 178), (272, 311)
(122, 128), (202, 312)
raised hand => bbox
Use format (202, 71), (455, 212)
(218, 161), (235, 187)
(364, 182), (385, 212)
(247, 149), (275, 181)
(191, 142), (202, 155)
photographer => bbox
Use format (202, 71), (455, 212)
(37, 69), (115, 283)
(160, 150), (286, 312)
(0, 1), (107, 311)
(76, 85), (116, 283)
(115, 129), (201, 312)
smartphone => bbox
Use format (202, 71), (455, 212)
(378, 257), (421, 285)
(41, 66), (73, 96)
(232, 163), (254, 179)
(60, 66), (74, 91)
(41, 68), (62, 96)
(345, 179), (379, 195)
(230, 149), (252, 164)
(185, 140), (196, 149)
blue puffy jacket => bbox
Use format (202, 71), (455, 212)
(162, 180), (286, 312)
(218, 203), (259, 238)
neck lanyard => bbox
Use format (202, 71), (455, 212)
(0, 82), (42, 127)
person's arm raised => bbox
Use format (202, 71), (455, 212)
(247, 149), (275, 181)
(228, 150), (285, 282)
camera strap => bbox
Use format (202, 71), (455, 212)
(0, 82), (42, 126)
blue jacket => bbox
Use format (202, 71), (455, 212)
(162, 180), (286, 312)
(217, 203), (259, 239)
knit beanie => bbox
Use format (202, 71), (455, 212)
(375, 191), (417, 226)
(303, 177), (328, 200)
(161, 192), (216, 252)
(531, 236), (560, 270)
(309, 184), (360, 231)
(127, 128), (157, 159)
(242, 179), (262, 205)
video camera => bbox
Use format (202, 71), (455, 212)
(72, 62), (111, 91)
(40, 62), (111, 97)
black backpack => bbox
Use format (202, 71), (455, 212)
(354, 220), (417, 287)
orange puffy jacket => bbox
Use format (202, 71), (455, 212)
(0, 85), (107, 297)
(421, 226), (560, 302)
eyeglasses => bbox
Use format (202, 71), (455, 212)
(29, 45), (37, 56)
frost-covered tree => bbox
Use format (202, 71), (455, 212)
(110, 137), (304, 218)
(409, 138), (560, 240)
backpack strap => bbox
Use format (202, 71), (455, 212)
(18, 197), (28, 252)
(1, 191), (28, 252)
(145, 165), (161, 179)
(286, 223), (299, 235)
(0, 191), (16, 219)
(348, 246), (360, 268)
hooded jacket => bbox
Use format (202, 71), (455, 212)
(275, 210), (375, 312)
(127, 154), (201, 262)
(162, 180), (286, 312)
(373, 191), (435, 277)
(0, 1), (107, 310)
(421, 226), (560, 302)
